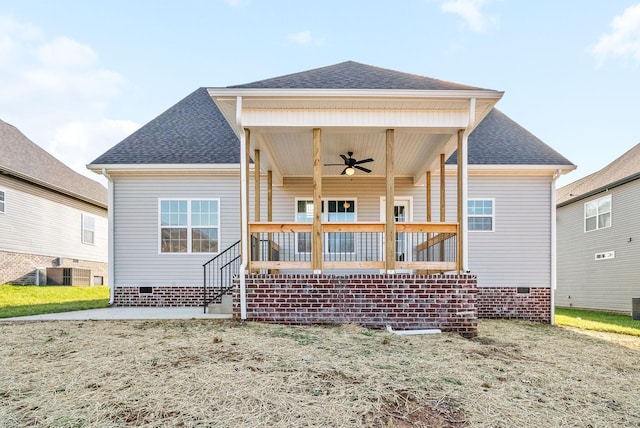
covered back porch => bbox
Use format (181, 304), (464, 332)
(208, 82), (502, 333)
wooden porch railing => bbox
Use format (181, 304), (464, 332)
(248, 222), (459, 272)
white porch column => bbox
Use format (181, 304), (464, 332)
(458, 98), (475, 273)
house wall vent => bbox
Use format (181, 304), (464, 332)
(594, 251), (615, 261)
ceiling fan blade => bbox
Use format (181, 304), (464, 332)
(354, 165), (371, 173)
(354, 158), (374, 165)
(340, 168), (347, 175)
(340, 154), (348, 163)
(324, 163), (345, 166)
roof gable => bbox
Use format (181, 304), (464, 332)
(0, 119), (107, 207)
(557, 143), (640, 205)
(229, 61), (492, 91)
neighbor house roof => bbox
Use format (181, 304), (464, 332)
(0, 119), (107, 208)
(557, 143), (640, 206)
(89, 61), (574, 169)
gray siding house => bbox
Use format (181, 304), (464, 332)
(0, 119), (108, 285)
(89, 62), (574, 334)
(556, 143), (640, 313)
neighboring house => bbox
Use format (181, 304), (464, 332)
(0, 119), (108, 285)
(89, 61), (574, 335)
(556, 143), (640, 313)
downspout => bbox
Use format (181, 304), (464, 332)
(462, 98), (475, 272)
(101, 168), (115, 305)
(550, 169), (561, 325)
(236, 96), (248, 320)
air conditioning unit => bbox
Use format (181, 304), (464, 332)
(46, 268), (91, 286)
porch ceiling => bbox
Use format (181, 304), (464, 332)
(209, 90), (502, 184)
(252, 128), (453, 179)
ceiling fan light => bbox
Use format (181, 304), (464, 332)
(345, 167), (355, 176)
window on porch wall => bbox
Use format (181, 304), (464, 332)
(296, 199), (356, 254)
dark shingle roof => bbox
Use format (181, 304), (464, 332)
(557, 143), (640, 206)
(0, 119), (107, 207)
(448, 109), (574, 166)
(230, 61), (492, 91)
(91, 63), (572, 169)
(89, 88), (239, 165)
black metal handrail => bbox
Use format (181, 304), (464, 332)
(203, 240), (240, 312)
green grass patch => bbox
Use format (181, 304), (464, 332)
(0, 284), (109, 318)
(555, 307), (640, 337)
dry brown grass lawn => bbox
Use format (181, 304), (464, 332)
(0, 319), (638, 427)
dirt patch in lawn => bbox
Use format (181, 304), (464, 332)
(0, 319), (638, 427)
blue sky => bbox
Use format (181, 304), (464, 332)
(1, 1), (639, 188)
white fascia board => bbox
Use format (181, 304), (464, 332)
(208, 88), (504, 100)
(447, 164), (577, 177)
(87, 163), (241, 175)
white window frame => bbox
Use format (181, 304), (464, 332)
(0, 190), (5, 214)
(584, 195), (611, 233)
(294, 197), (358, 254)
(467, 198), (495, 232)
(81, 213), (95, 245)
(158, 198), (220, 254)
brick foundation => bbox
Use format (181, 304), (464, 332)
(477, 287), (551, 322)
(113, 286), (203, 307)
(0, 250), (107, 285)
(235, 274), (478, 337)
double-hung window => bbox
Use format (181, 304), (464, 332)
(584, 195), (611, 232)
(0, 190), (4, 213)
(82, 214), (95, 244)
(296, 199), (356, 253)
(159, 199), (219, 253)
(468, 199), (494, 231)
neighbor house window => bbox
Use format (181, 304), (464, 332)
(0, 190), (4, 213)
(468, 199), (494, 231)
(584, 195), (611, 232)
(295, 199), (356, 253)
(82, 214), (95, 244)
(159, 199), (219, 253)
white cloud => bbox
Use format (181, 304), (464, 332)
(0, 15), (42, 66)
(0, 15), (130, 182)
(37, 36), (97, 68)
(591, 3), (640, 64)
(288, 31), (313, 45)
(49, 119), (141, 184)
(440, 0), (496, 33)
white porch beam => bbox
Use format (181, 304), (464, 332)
(241, 109), (470, 129)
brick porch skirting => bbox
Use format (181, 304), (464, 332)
(234, 274), (478, 337)
(477, 287), (551, 322)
